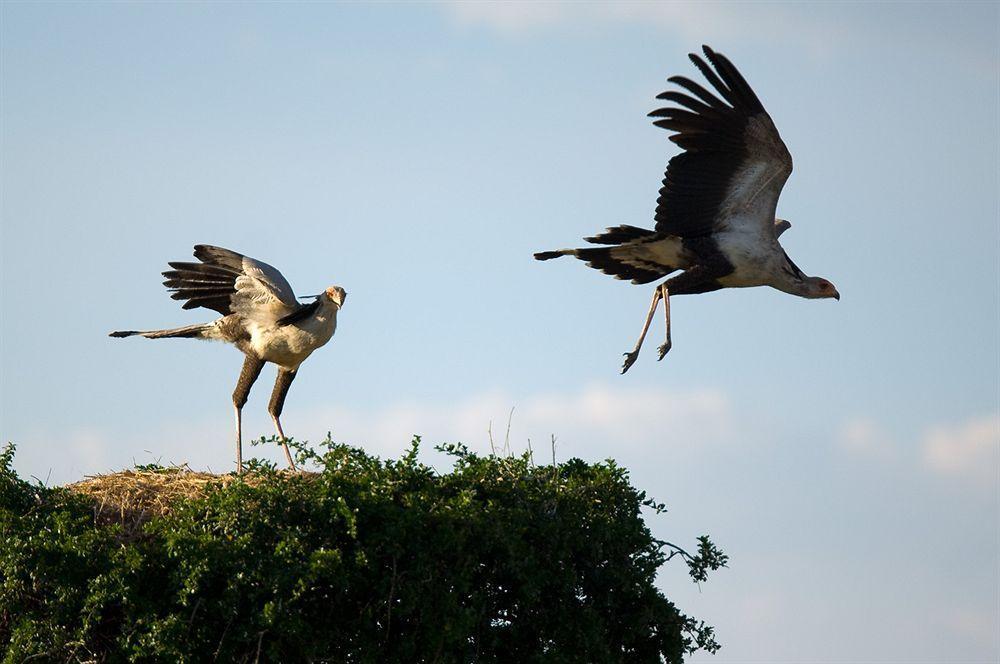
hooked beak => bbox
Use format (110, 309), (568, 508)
(834, 290), (840, 301)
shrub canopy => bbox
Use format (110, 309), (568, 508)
(0, 438), (725, 663)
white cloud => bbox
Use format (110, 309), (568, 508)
(304, 382), (733, 463)
(944, 607), (1000, 652)
(12, 383), (732, 484)
(836, 417), (896, 459)
(836, 413), (999, 488)
(922, 414), (999, 487)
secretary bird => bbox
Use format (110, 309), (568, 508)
(110, 245), (346, 473)
(535, 45), (839, 373)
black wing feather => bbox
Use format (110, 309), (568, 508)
(688, 53), (737, 108)
(276, 299), (321, 326)
(654, 91), (719, 117)
(192, 245), (246, 273)
(703, 48), (764, 112)
(160, 248), (246, 315)
(666, 75), (729, 111)
(649, 45), (780, 238)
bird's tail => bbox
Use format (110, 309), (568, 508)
(535, 225), (661, 262)
(109, 323), (212, 339)
(534, 249), (574, 261)
(535, 226), (677, 285)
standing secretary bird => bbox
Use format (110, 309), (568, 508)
(110, 245), (346, 473)
(535, 45), (839, 373)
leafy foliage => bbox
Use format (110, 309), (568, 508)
(0, 438), (725, 663)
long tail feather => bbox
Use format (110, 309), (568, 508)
(534, 249), (574, 261)
(109, 323), (211, 339)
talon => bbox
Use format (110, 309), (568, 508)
(621, 351), (640, 374)
(657, 342), (672, 361)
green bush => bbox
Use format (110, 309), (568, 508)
(0, 438), (726, 663)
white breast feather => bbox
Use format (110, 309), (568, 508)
(250, 306), (338, 370)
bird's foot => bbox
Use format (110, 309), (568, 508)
(657, 341), (672, 361)
(621, 350), (640, 374)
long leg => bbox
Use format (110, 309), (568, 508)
(268, 368), (298, 471)
(233, 355), (265, 474)
(657, 284), (672, 360)
(623, 258), (731, 371)
(621, 287), (663, 374)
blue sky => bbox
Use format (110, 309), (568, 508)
(2, 2), (997, 661)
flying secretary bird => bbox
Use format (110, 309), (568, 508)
(535, 45), (839, 373)
(111, 245), (346, 473)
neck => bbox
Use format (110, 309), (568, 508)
(769, 274), (813, 299)
(318, 300), (339, 318)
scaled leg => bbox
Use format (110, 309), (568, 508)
(232, 355), (265, 474)
(657, 284), (672, 360)
(268, 369), (298, 470)
(621, 287), (663, 374)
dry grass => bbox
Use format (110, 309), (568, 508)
(65, 467), (230, 531)
(65, 467), (312, 533)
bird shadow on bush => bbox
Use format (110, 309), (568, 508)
(1, 437), (727, 663)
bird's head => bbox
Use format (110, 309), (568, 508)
(324, 286), (347, 307)
(801, 277), (840, 300)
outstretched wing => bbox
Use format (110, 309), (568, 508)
(162, 245), (300, 322)
(648, 45), (793, 238)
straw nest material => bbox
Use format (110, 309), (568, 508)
(66, 467), (311, 533)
